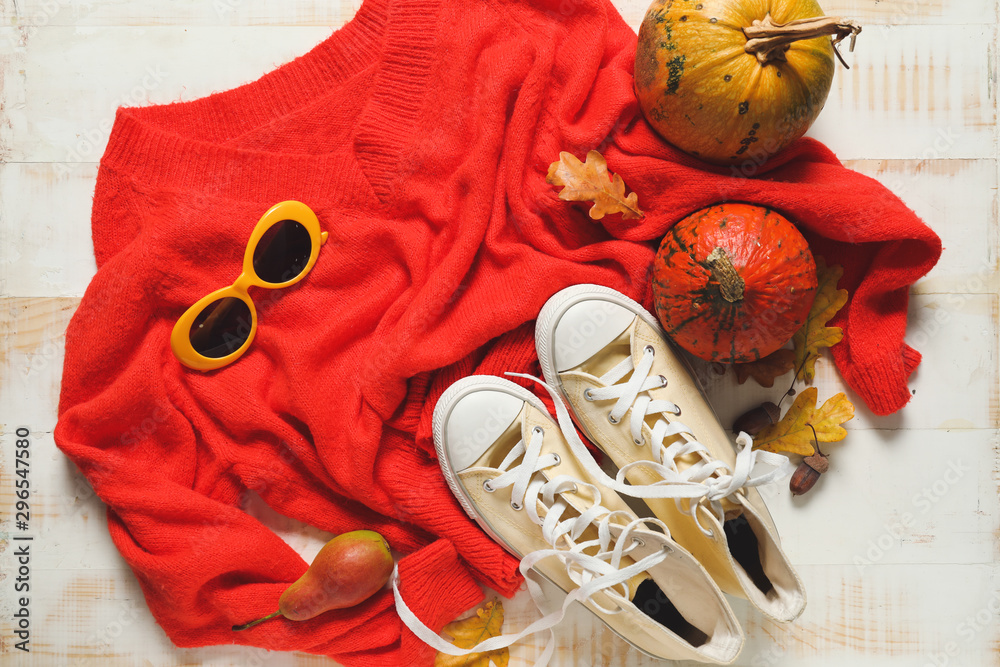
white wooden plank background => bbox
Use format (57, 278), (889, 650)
(0, 0), (997, 665)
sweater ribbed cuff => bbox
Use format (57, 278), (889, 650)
(839, 345), (921, 416)
(396, 540), (484, 665)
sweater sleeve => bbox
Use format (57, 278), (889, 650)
(56, 164), (489, 666)
(599, 121), (942, 415)
(55, 267), (483, 667)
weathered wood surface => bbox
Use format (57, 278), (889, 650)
(1, 0), (997, 665)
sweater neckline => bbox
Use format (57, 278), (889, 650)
(100, 0), (440, 203)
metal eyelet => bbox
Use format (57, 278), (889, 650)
(643, 345), (655, 356)
(673, 407), (682, 416)
(608, 413), (619, 425)
(532, 426), (544, 436)
(633, 436), (643, 446)
(483, 480), (496, 493)
(510, 500), (523, 511)
(551, 453), (561, 465)
(632, 537), (645, 547)
(658, 375), (668, 387)
(583, 389), (594, 401)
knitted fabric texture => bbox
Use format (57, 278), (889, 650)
(55, 0), (941, 663)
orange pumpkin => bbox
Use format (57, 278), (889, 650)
(651, 203), (817, 363)
(634, 0), (860, 165)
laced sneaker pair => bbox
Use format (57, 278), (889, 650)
(411, 374), (745, 665)
(394, 285), (804, 665)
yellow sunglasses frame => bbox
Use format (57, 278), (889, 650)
(170, 200), (328, 371)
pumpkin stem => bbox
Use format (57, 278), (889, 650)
(705, 247), (745, 303)
(743, 15), (862, 66)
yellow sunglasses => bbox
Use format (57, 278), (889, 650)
(170, 200), (328, 371)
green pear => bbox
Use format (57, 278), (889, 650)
(233, 530), (393, 631)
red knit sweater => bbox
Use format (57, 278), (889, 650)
(55, 0), (940, 664)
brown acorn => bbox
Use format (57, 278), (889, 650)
(789, 426), (829, 496)
(732, 401), (781, 436)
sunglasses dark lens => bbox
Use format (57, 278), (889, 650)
(253, 219), (312, 284)
(189, 297), (253, 359)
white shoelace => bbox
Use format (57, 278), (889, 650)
(394, 420), (672, 666)
(576, 347), (791, 534)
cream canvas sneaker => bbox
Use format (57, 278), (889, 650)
(396, 374), (743, 665)
(535, 284), (806, 623)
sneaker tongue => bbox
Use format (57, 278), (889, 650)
(626, 571), (652, 600)
(628, 319), (647, 362)
(672, 452), (745, 520)
(574, 325), (635, 378)
(722, 498), (744, 521)
(467, 406), (528, 470)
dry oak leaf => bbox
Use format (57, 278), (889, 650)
(546, 150), (643, 220)
(752, 387), (855, 457)
(734, 348), (796, 388)
(435, 599), (509, 667)
(793, 256), (849, 384)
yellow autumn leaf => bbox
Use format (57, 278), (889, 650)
(752, 387), (855, 457)
(435, 600), (509, 667)
(793, 257), (849, 383)
(546, 150), (643, 220)
(734, 348), (796, 388)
